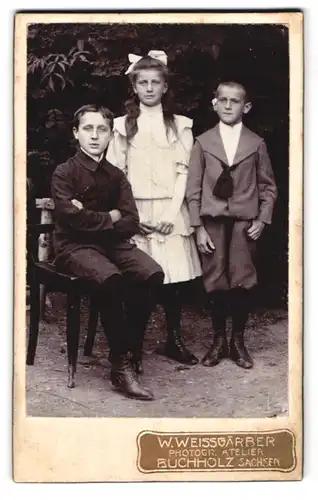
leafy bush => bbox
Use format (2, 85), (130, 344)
(27, 23), (289, 307)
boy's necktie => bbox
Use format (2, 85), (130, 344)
(213, 161), (238, 200)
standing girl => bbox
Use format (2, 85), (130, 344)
(107, 50), (202, 372)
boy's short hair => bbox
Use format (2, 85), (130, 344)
(73, 104), (114, 130)
(215, 81), (250, 103)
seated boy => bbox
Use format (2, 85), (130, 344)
(186, 81), (277, 369)
(51, 104), (164, 400)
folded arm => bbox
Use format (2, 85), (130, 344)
(52, 168), (114, 232)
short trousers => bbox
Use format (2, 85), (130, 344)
(200, 217), (257, 293)
(62, 243), (163, 286)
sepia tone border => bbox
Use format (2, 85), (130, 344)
(13, 11), (303, 482)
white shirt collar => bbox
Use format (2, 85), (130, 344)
(219, 121), (242, 166)
(219, 121), (243, 135)
(139, 102), (163, 115)
(80, 147), (104, 163)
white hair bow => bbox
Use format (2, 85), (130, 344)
(125, 50), (168, 75)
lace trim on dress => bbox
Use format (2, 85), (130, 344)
(112, 114), (193, 149)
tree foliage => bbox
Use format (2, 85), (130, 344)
(27, 23), (289, 306)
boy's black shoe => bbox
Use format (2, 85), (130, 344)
(230, 287), (253, 368)
(130, 352), (144, 375)
(111, 355), (153, 400)
(204, 290), (229, 366)
(229, 335), (253, 369)
(202, 335), (228, 366)
(163, 329), (199, 365)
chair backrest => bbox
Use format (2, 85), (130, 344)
(27, 195), (56, 264)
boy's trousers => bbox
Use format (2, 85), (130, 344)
(200, 217), (257, 293)
(59, 244), (164, 357)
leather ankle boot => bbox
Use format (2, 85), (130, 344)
(230, 288), (253, 369)
(202, 333), (228, 367)
(164, 328), (199, 365)
(125, 282), (156, 377)
(110, 355), (154, 400)
(229, 333), (253, 369)
(202, 291), (229, 366)
(130, 350), (144, 375)
(158, 285), (198, 365)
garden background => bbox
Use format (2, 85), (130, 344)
(27, 22), (289, 308)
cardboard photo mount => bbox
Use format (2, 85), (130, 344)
(14, 11), (303, 482)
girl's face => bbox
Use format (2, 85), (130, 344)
(133, 69), (167, 107)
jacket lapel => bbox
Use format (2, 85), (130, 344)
(232, 126), (261, 165)
(198, 124), (229, 165)
(198, 124), (261, 166)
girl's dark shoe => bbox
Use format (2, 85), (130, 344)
(164, 330), (199, 365)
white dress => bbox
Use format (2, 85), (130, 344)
(106, 103), (202, 284)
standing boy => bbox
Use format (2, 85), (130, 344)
(186, 82), (277, 369)
(51, 104), (164, 400)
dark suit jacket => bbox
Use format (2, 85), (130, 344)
(186, 124), (277, 227)
(51, 149), (139, 264)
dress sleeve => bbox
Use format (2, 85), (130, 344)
(174, 117), (194, 174)
(158, 119), (194, 224)
(112, 172), (140, 238)
(106, 117), (128, 172)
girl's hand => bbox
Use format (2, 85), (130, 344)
(139, 221), (156, 235)
(156, 220), (174, 235)
(247, 220), (265, 240)
(195, 226), (215, 254)
(71, 199), (83, 211)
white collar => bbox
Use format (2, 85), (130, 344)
(80, 147), (104, 163)
(219, 121), (242, 134)
(139, 102), (163, 115)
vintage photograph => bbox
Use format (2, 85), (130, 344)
(14, 12), (303, 482)
(25, 20), (289, 418)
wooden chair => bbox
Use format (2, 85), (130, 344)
(26, 195), (99, 388)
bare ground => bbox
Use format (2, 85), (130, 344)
(26, 294), (288, 418)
